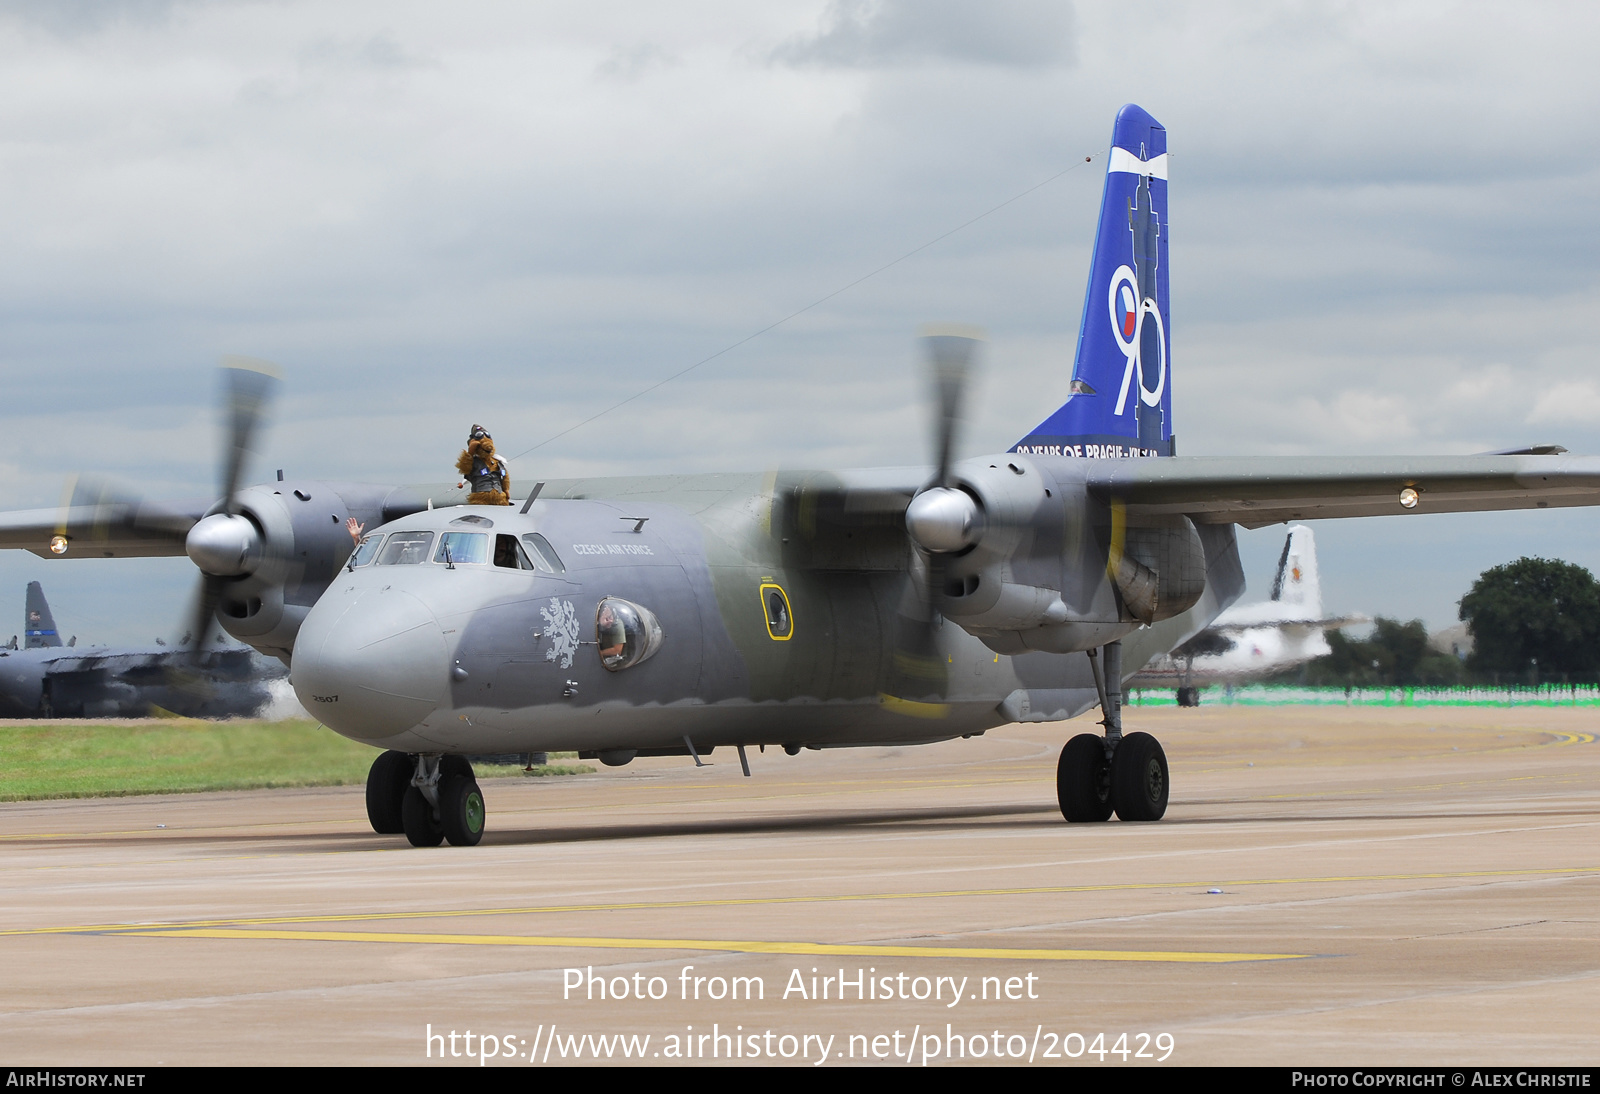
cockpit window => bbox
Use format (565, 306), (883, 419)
(350, 534), (384, 567)
(494, 534), (535, 570)
(376, 531), (433, 565)
(434, 532), (488, 565)
(595, 597), (664, 672)
(522, 533), (566, 574)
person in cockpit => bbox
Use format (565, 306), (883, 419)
(597, 603), (626, 666)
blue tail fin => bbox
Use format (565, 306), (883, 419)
(24, 581), (61, 648)
(1014, 104), (1172, 458)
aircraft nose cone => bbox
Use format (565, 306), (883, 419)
(186, 513), (262, 576)
(292, 587), (447, 740)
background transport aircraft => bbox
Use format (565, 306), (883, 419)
(1130, 525), (1369, 704)
(5, 103), (1600, 847)
(0, 581), (284, 718)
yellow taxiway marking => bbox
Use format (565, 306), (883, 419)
(3, 865), (1596, 940)
(111, 927), (1305, 963)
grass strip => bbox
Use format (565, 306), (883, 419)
(0, 719), (591, 801)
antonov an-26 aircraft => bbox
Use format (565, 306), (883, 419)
(5, 104), (1599, 848)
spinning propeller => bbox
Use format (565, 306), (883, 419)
(70, 358), (279, 658)
(884, 328), (984, 712)
(182, 359), (279, 655)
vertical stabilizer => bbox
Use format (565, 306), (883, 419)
(1014, 103), (1172, 458)
(1268, 526), (1322, 617)
(24, 581), (62, 648)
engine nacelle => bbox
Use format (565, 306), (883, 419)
(915, 457), (1208, 655)
(933, 456), (1061, 630)
(1111, 514), (1207, 625)
(194, 481), (428, 662)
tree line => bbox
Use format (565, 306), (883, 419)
(1281, 556), (1600, 687)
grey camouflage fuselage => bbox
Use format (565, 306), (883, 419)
(291, 458), (1246, 756)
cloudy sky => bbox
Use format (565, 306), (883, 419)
(2, 0), (1598, 644)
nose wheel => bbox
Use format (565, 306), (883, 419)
(365, 750), (413, 834)
(366, 752), (488, 846)
(439, 773), (486, 846)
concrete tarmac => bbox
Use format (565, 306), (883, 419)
(1, 704), (1597, 1067)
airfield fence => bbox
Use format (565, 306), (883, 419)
(1126, 684), (1600, 708)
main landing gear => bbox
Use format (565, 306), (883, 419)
(1056, 641), (1170, 823)
(365, 750), (486, 847)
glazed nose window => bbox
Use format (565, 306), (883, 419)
(594, 598), (664, 672)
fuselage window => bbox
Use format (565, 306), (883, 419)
(434, 532), (488, 566)
(761, 583), (793, 640)
(595, 597), (664, 672)
(376, 531), (433, 565)
(522, 533), (566, 574)
(494, 534), (535, 570)
(350, 534), (384, 567)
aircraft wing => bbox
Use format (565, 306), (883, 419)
(1210, 614), (1370, 635)
(1084, 454), (1600, 528)
(0, 499), (208, 559)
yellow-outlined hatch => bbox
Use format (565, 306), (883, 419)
(759, 582), (793, 641)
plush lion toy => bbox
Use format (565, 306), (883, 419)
(456, 424), (511, 506)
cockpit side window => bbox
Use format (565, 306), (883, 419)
(376, 531), (433, 565)
(350, 534), (384, 567)
(521, 533), (566, 574)
(434, 532), (488, 565)
(494, 534), (535, 570)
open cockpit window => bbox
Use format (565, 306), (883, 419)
(434, 532), (487, 566)
(493, 534), (535, 570)
(595, 598), (664, 672)
(521, 533), (566, 574)
(376, 531), (433, 565)
(350, 534), (384, 567)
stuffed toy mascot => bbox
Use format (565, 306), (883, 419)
(456, 424), (512, 506)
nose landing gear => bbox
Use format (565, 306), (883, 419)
(366, 751), (486, 846)
(1056, 641), (1170, 823)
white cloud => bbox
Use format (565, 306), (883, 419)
(1527, 380), (1600, 426)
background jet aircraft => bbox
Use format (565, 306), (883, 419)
(5, 104), (1600, 847)
(1130, 525), (1369, 704)
(0, 581), (285, 719)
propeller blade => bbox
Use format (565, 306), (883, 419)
(218, 357), (280, 513)
(882, 561), (949, 715)
(63, 475), (193, 549)
(183, 572), (228, 664)
(921, 327), (981, 489)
